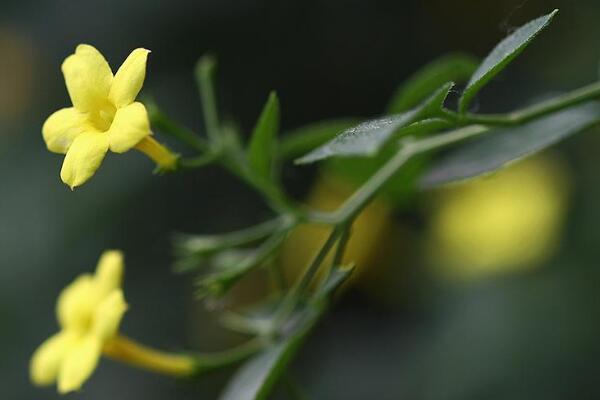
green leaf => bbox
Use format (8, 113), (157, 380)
(421, 102), (600, 188)
(458, 10), (558, 113)
(173, 218), (283, 261)
(218, 263), (354, 400)
(387, 53), (479, 114)
(279, 118), (361, 160)
(219, 307), (321, 400)
(296, 82), (454, 164)
(248, 92), (280, 177)
(220, 300), (281, 336)
(188, 233), (286, 299)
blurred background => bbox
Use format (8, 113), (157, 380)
(2, 0), (600, 398)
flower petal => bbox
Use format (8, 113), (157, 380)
(56, 274), (100, 330)
(107, 102), (150, 153)
(42, 108), (90, 154)
(92, 290), (128, 340)
(58, 335), (102, 394)
(30, 331), (78, 386)
(109, 48), (150, 108)
(61, 44), (113, 112)
(95, 250), (124, 294)
(60, 131), (109, 189)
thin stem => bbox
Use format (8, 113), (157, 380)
(195, 55), (221, 145)
(332, 147), (412, 222)
(147, 105), (210, 153)
(177, 153), (219, 170)
(176, 216), (288, 256)
(192, 338), (266, 374)
(406, 124), (489, 153)
(461, 80), (600, 126)
(270, 229), (341, 334)
(332, 226), (351, 268)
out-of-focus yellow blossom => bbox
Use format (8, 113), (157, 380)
(0, 27), (34, 123)
(426, 155), (570, 282)
(42, 44), (178, 189)
(30, 250), (127, 393)
(281, 173), (394, 289)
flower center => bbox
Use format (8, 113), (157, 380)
(88, 101), (117, 132)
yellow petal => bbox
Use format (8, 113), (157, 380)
(95, 250), (124, 294)
(42, 108), (89, 154)
(56, 274), (100, 330)
(107, 102), (150, 153)
(92, 290), (128, 340)
(61, 44), (113, 112)
(58, 335), (102, 394)
(30, 331), (78, 386)
(109, 48), (150, 108)
(60, 131), (109, 189)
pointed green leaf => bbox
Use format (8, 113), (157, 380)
(296, 82), (454, 164)
(219, 307), (322, 400)
(421, 102), (600, 188)
(459, 10), (558, 113)
(387, 53), (479, 113)
(248, 92), (280, 177)
(218, 264), (354, 400)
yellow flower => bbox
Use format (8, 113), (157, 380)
(42, 44), (178, 189)
(30, 250), (128, 393)
(426, 155), (570, 282)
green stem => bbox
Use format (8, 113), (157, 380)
(461, 80), (600, 126)
(332, 226), (351, 268)
(270, 229), (342, 334)
(195, 55), (221, 146)
(192, 338), (266, 374)
(148, 104), (210, 153)
(332, 147), (412, 222)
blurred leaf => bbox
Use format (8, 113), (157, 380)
(280, 118), (360, 160)
(220, 300), (280, 336)
(219, 264), (353, 400)
(173, 218), (283, 262)
(296, 82), (454, 164)
(387, 53), (479, 113)
(421, 102), (600, 188)
(219, 310), (317, 400)
(193, 233), (287, 299)
(248, 92), (280, 177)
(459, 10), (558, 113)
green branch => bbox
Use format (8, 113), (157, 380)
(459, 80), (600, 126)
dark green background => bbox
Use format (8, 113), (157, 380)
(2, 0), (600, 398)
